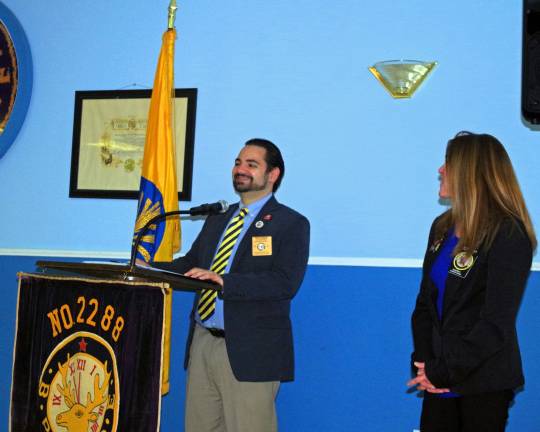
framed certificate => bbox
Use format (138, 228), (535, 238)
(69, 88), (197, 200)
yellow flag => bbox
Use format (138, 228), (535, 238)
(134, 29), (180, 263)
(133, 29), (179, 396)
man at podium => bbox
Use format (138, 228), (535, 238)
(156, 138), (310, 432)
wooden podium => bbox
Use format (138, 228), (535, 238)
(10, 262), (218, 432)
(34, 260), (219, 292)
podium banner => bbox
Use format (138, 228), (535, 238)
(10, 273), (166, 432)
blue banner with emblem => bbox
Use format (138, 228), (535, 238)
(10, 273), (165, 432)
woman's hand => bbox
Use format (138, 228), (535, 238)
(407, 362), (450, 394)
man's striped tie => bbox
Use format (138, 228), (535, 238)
(197, 207), (249, 322)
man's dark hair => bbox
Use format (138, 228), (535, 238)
(244, 138), (285, 192)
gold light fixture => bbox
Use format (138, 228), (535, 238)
(368, 60), (437, 98)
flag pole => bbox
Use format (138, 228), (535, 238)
(168, 0), (178, 29)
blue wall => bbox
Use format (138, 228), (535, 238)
(2, 257), (540, 431)
(0, 0), (539, 258)
(2, 0), (540, 431)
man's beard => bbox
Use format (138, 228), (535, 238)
(233, 174), (268, 193)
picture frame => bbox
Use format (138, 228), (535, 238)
(69, 88), (197, 200)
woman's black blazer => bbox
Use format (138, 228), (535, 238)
(411, 217), (533, 394)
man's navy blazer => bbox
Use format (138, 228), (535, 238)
(161, 196), (310, 382)
(412, 217), (532, 394)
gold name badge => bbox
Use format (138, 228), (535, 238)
(252, 236), (272, 256)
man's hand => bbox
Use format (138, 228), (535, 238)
(185, 267), (224, 286)
(407, 361), (450, 394)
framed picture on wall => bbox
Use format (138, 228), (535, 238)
(69, 88), (197, 200)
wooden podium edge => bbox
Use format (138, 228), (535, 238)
(34, 260), (220, 293)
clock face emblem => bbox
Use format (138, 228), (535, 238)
(0, 19), (17, 135)
(38, 332), (120, 432)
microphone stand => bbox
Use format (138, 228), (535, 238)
(37, 208), (221, 293)
(36, 201), (226, 290)
(129, 210), (191, 271)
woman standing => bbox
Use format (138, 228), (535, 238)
(408, 132), (536, 431)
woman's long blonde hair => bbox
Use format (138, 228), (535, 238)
(434, 132), (537, 253)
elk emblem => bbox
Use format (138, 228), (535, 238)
(54, 353), (111, 432)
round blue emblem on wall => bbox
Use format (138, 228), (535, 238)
(0, 3), (32, 159)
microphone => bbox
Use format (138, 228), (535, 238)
(188, 200), (229, 216)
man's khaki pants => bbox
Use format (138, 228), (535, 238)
(185, 324), (280, 432)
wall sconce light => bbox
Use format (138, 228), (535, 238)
(368, 60), (437, 98)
